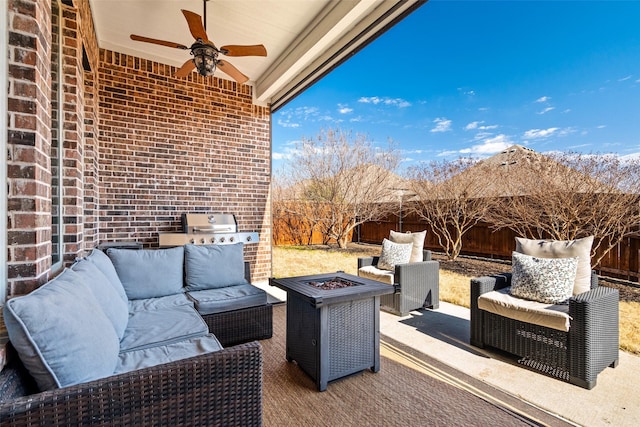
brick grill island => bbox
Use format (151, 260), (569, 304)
(270, 272), (394, 391)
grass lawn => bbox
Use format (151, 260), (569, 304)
(272, 245), (639, 355)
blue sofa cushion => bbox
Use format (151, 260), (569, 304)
(187, 285), (268, 316)
(127, 293), (193, 312)
(3, 269), (120, 391)
(107, 246), (185, 299)
(85, 248), (128, 302)
(71, 258), (129, 339)
(115, 334), (223, 374)
(119, 304), (209, 353)
(184, 243), (248, 291)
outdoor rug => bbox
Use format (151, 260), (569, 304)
(261, 303), (572, 427)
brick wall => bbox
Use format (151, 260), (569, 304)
(5, 0), (273, 295)
(6, 0), (52, 295)
(98, 51), (272, 280)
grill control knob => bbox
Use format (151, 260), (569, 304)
(219, 237), (225, 243)
(246, 236), (252, 242)
(200, 238), (205, 244)
(210, 237), (215, 244)
(229, 237), (235, 242)
(190, 239), (195, 244)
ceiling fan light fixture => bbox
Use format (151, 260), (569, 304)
(192, 43), (217, 76)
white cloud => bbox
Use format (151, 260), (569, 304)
(430, 117), (452, 133)
(276, 118), (300, 128)
(276, 106), (323, 127)
(466, 121), (499, 132)
(337, 104), (353, 114)
(618, 75), (632, 82)
(535, 96), (551, 103)
(358, 96), (411, 108)
(522, 127), (559, 139)
(557, 127), (576, 137)
(465, 121), (481, 130)
(597, 125), (607, 129)
(437, 150), (459, 157)
(459, 135), (513, 155)
(536, 106), (555, 115)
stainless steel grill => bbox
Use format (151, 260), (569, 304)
(158, 213), (258, 247)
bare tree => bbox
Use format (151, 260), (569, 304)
(406, 158), (495, 260)
(487, 151), (640, 266)
(278, 128), (401, 248)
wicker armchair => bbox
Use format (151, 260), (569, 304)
(358, 250), (439, 316)
(470, 272), (619, 389)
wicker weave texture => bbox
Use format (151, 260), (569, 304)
(327, 299), (375, 378)
(470, 273), (619, 389)
(202, 304), (273, 347)
(359, 250), (439, 316)
(0, 342), (263, 426)
(285, 292), (380, 391)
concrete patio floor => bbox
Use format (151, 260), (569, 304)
(259, 282), (640, 427)
(380, 302), (640, 427)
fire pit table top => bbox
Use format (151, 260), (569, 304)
(269, 272), (394, 308)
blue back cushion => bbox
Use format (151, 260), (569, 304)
(107, 246), (185, 299)
(85, 248), (128, 302)
(3, 269), (120, 391)
(71, 259), (129, 339)
(184, 244), (248, 291)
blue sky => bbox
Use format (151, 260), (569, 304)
(271, 0), (640, 171)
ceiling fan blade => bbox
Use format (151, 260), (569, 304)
(181, 9), (210, 43)
(130, 34), (188, 50)
(175, 59), (196, 78)
(220, 44), (267, 57)
(217, 60), (249, 84)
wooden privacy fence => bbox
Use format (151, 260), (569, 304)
(274, 208), (639, 283)
(355, 212), (639, 283)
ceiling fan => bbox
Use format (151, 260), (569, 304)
(129, 0), (267, 84)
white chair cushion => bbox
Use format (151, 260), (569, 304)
(358, 265), (394, 285)
(478, 287), (571, 332)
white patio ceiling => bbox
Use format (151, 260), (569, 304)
(89, 0), (425, 110)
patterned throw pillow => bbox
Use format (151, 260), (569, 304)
(510, 251), (579, 304)
(515, 236), (593, 296)
(377, 238), (412, 271)
(389, 230), (426, 263)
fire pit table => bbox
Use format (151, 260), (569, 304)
(269, 272), (394, 391)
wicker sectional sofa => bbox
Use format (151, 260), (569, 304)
(0, 244), (272, 426)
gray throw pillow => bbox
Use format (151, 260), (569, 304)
(107, 246), (185, 299)
(85, 248), (128, 302)
(184, 243), (248, 291)
(510, 251), (578, 304)
(377, 238), (412, 271)
(3, 269), (120, 391)
(71, 259), (129, 339)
